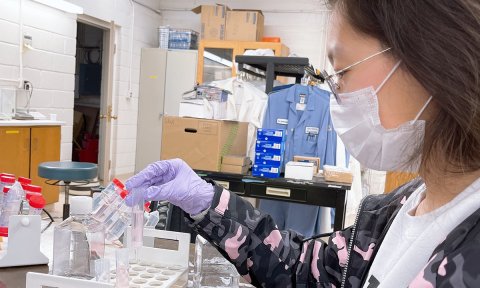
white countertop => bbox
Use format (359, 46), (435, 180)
(0, 120), (64, 127)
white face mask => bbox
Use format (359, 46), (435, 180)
(330, 62), (433, 172)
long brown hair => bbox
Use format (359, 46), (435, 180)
(328, 0), (480, 173)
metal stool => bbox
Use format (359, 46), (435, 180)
(38, 161), (97, 220)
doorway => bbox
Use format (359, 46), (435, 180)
(73, 17), (115, 184)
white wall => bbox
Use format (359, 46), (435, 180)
(158, 0), (331, 69)
(0, 0), (162, 178)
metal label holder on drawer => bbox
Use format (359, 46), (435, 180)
(26, 228), (190, 288)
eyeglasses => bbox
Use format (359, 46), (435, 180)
(321, 47), (392, 103)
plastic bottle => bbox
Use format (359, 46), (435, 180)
(17, 177), (31, 185)
(28, 195), (46, 215)
(92, 178), (125, 210)
(52, 196), (105, 279)
(0, 182), (23, 227)
(91, 183), (127, 223)
(105, 200), (131, 242)
(144, 211), (160, 228)
(21, 184), (42, 215)
(0, 176), (16, 211)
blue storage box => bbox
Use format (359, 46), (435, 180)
(252, 164), (281, 178)
(254, 152), (283, 166)
(255, 141), (284, 155)
(256, 129), (286, 142)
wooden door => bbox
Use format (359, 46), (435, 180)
(30, 126), (60, 204)
(0, 127), (30, 177)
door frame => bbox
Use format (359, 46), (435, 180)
(77, 15), (115, 184)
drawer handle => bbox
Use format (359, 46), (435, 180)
(266, 187), (291, 198)
(216, 180), (230, 190)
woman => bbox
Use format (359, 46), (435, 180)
(126, 0), (480, 287)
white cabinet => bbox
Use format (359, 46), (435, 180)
(135, 49), (198, 172)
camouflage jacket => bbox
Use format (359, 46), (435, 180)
(188, 178), (480, 287)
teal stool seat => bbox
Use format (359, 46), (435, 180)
(38, 161), (97, 182)
(38, 161), (97, 220)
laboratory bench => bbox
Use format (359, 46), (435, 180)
(195, 170), (351, 231)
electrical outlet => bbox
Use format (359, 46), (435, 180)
(23, 34), (33, 47)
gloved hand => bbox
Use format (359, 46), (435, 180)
(125, 159), (215, 216)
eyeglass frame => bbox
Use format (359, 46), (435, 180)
(321, 47), (392, 103)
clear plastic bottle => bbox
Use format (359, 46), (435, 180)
(0, 182), (23, 227)
(0, 175), (16, 211)
(28, 195), (46, 215)
(21, 184), (42, 215)
(144, 211), (160, 228)
(92, 178), (125, 210)
(52, 196), (105, 279)
(92, 186), (127, 223)
(105, 201), (131, 242)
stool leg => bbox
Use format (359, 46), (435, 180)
(63, 182), (71, 221)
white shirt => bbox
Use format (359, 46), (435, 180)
(209, 78), (268, 160)
(364, 177), (480, 288)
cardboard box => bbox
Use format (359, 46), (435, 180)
(293, 156), (321, 174)
(161, 116), (248, 171)
(221, 164), (249, 175)
(323, 165), (354, 184)
(226, 10), (264, 41)
(285, 161), (314, 181)
(192, 4), (230, 40)
(222, 155), (250, 166)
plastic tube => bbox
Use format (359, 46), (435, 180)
(28, 195), (46, 215)
(115, 248), (130, 288)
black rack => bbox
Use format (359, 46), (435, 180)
(235, 55), (310, 93)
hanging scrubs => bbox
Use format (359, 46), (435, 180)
(259, 84), (337, 237)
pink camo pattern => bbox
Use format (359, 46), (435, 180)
(215, 189), (230, 215)
(225, 225), (247, 260)
(263, 229), (283, 252)
(332, 232), (348, 267)
(438, 257), (448, 276)
(353, 243), (375, 261)
(311, 241), (322, 281)
(299, 241), (310, 263)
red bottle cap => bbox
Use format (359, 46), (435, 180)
(29, 195), (46, 209)
(0, 176), (15, 184)
(0, 227), (8, 237)
(23, 184), (42, 193)
(119, 189), (129, 199)
(26, 191), (42, 200)
(113, 178), (125, 189)
(144, 202), (151, 213)
(17, 177), (32, 185)
(3, 187), (10, 193)
(0, 173), (15, 178)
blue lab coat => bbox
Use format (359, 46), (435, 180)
(259, 84), (337, 237)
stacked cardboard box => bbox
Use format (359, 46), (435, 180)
(221, 155), (251, 175)
(192, 4), (264, 41)
(253, 129), (286, 178)
(161, 116), (248, 172)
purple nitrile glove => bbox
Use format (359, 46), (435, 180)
(125, 159), (215, 216)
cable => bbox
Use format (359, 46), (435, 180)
(23, 81), (33, 112)
(42, 208), (55, 223)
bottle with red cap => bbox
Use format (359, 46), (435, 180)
(91, 179), (126, 222)
(17, 177), (31, 185)
(0, 175), (16, 210)
(28, 195), (46, 215)
(0, 182), (23, 227)
(92, 178), (125, 210)
(20, 184), (42, 215)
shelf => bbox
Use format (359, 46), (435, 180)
(235, 55), (310, 93)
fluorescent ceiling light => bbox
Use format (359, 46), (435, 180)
(32, 0), (84, 14)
